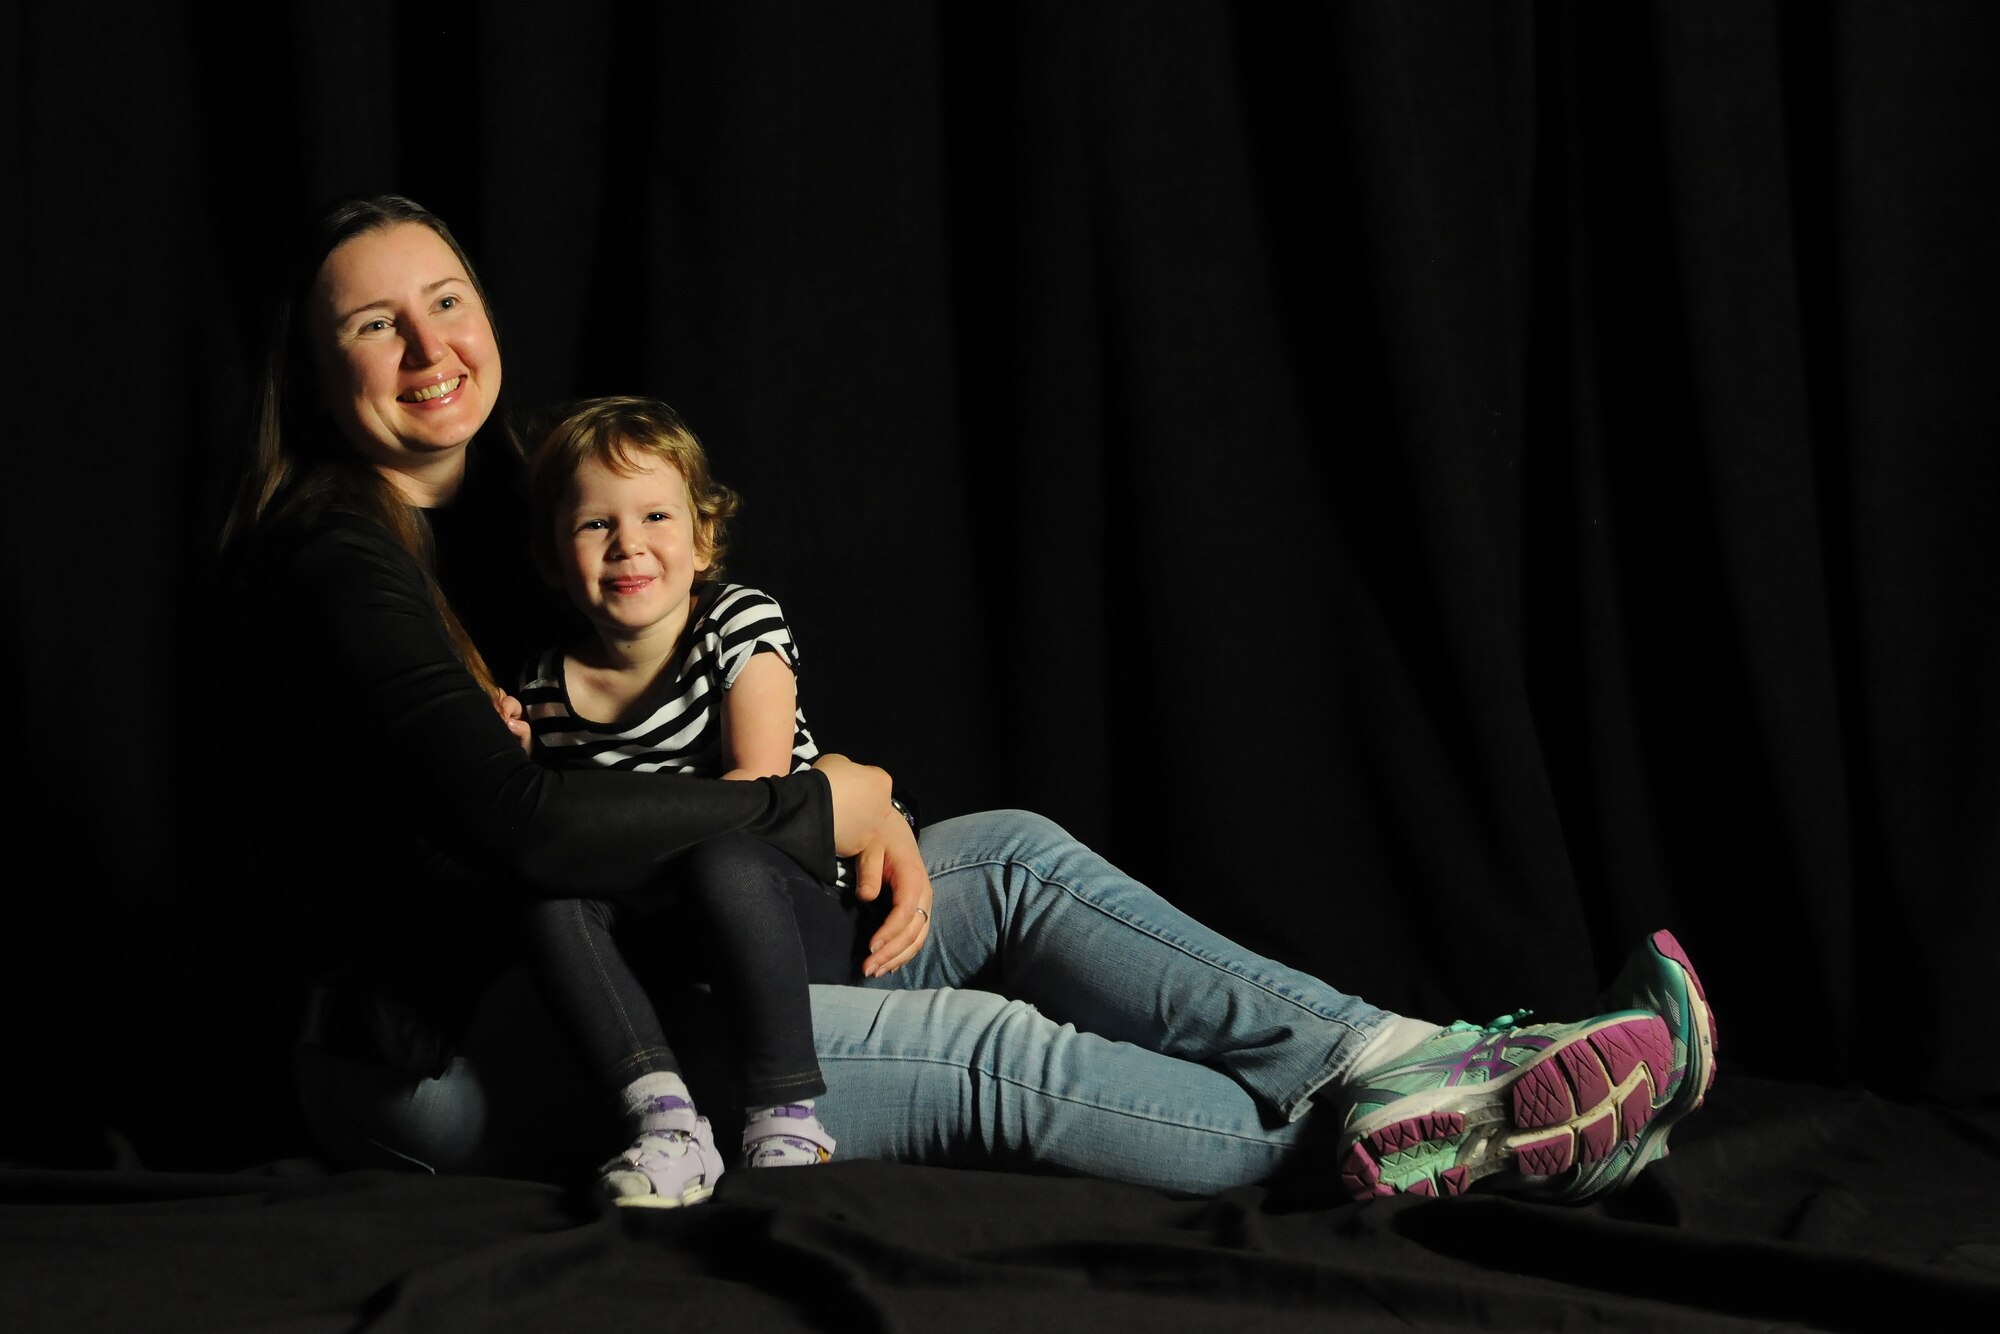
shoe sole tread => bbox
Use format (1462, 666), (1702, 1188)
(1339, 1013), (1673, 1200)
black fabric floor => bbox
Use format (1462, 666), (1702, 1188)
(6, 1076), (1994, 1333)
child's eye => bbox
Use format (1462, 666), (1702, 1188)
(645, 511), (670, 523)
(576, 518), (609, 532)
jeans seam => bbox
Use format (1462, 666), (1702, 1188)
(815, 1051), (1289, 1146)
(935, 848), (1370, 1034)
(928, 845), (1376, 1116)
(568, 900), (669, 1082)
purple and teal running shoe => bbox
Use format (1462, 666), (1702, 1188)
(1552, 928), (1718, 1200)
(1337, 1009), (1676, 1201)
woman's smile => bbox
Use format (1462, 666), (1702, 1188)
(311, 222), (500, 504)
(399, 374), (465, 404)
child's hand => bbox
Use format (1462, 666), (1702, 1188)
(491, 690), (532, 755)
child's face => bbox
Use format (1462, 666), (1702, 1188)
(552, 454), (711, 646)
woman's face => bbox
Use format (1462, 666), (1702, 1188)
(310, 222), (501, 501)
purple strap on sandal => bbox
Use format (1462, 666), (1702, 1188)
(600, 1097), (725, 1207)
(742, 1103), (837, 1166)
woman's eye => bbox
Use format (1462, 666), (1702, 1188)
(437, 295), (459, 311)
(360, 318), (391, 334)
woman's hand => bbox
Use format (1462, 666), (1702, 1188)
(854, 812), (933, 978)
(811, 753), (895, 856)
(810, 754), (931, 973)
(491, 690), (532, 754)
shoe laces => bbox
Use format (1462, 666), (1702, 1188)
(1443, 1007), (1535, 1035)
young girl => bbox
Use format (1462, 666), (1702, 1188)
(515, 395), (877, 1207)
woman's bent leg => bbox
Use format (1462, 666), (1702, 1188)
(807, 983), (1312, 1194)
(902, 810), (1391, 1120)
(294, 967), (603, 1181)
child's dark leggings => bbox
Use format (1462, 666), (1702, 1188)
(523, 833), (862, 1107)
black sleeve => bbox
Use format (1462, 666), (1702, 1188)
(267, 514), (837, 895)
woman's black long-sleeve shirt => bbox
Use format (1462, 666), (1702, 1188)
(227, 479), (835, 1054)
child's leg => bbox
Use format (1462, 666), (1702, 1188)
(677, 835), (841, 1165)
(521, 896), (683, 1097)
(520, 896), (724, 1205)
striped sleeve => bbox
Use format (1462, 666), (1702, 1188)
(708, 585), (801, 688)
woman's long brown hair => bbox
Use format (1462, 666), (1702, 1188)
(222, 195), (514, 696)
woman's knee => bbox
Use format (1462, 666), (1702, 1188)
(918, 809), (1078, 872)
(295, 968), (606, 1180)
(295, 1043), (493, 1174)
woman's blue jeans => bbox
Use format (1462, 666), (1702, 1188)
(812, 810), (1387, 1192)
(294, 810), (1391, 1194)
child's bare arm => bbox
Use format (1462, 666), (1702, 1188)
(719, 650), (799, 780)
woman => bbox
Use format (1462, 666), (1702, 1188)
(225, 194), (1714, 1202)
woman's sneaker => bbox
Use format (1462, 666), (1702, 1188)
(1555, 929), (1719, 1200)
(1338, 1009), (1676, 1202)
(599, 1095), (725, 1208)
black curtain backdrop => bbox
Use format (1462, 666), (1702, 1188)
(4, 0), (1996, 1167)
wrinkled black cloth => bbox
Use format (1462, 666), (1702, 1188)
(5, 1078), (1996, 1334)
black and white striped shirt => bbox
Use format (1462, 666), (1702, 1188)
(519, 583), (823, 778)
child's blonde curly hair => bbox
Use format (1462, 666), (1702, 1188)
(528, 395), (744, 581)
